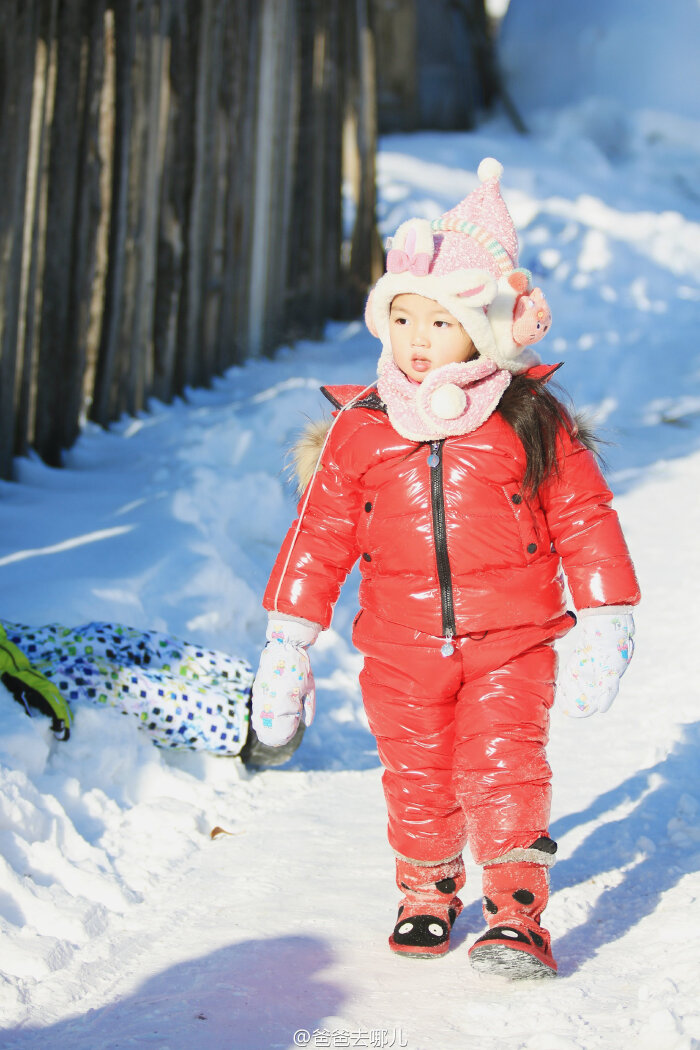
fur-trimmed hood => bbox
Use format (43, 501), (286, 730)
(291, 418), (333, 494)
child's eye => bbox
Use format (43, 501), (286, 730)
(393, 316), (408, 325)
(434, 320), (451, 328)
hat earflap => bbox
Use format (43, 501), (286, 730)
(488, 269), (552, 367)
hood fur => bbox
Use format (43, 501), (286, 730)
(289, 405), (597, 494)
(291, 419), (332, 493)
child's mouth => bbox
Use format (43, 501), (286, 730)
(411, 356), (431, 372)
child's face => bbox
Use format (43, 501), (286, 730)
(389, 294), (476, 382)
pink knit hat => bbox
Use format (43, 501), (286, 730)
(365, 158), (552, 374)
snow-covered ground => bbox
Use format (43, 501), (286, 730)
(2, 106), (700, 1048)
(499, 0), (700, 123)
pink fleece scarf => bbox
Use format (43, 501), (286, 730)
(376, 357), (511, 442)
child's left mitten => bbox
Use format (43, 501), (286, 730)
(558, 609), (635, 718)
(251, 616), (320, 746)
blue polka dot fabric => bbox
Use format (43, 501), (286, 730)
(0, 620), (253, 755)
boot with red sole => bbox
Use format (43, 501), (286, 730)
(468, 854), (557, 979)
(389, 855), (466, 958)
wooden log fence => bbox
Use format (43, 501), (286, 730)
(0, 0), (379, 478)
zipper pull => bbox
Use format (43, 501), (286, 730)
(427, 441), (440, 468)
(440, 631), (454, 658)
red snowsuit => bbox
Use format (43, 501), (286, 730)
(264, 381), (640, 865)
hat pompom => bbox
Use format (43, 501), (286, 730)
(477, 157), (503, 183)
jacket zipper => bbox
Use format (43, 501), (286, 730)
(428, 440), (456, 656)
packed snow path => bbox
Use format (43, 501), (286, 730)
(1, 116), (700, 1049)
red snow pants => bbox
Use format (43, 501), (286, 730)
(353, 609), (571, 866)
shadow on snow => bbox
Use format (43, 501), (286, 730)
(551, 720), (700, 976)
(1, 934), (343, 1050)
(411, 722), (700, 972)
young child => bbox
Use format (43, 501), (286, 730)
(252, 159), (640, 979)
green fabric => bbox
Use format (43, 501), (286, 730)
(0, 624), (73, 729)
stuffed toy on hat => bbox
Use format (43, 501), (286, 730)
(365, 158), (552, 375)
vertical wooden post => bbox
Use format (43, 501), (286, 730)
(178, 0), (212, 389)
(0, 0), (42, 477)
(151, 0), (190, 404)
(199, 0), (225, 384)
(129, 0), (170, 411)
(215, 0), (260, 372)
(81, 5), (117, 414)
(91, 0), (135, 426)
(117, 0), (149, 417)
(61, 1), (107, 445)
(247, 0), (299, 358)
(13, 0), (58, 460)
(246, 0), (278, 359)
(32, 0), (94, 463)
(349, 0), (382, 298)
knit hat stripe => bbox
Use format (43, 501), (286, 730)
(431, 218), (514, 275)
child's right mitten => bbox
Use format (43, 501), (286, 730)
(558, 608), (635, 718)
(251, 616), (320, 746)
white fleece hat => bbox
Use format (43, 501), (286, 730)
(365, 158), (552, 375)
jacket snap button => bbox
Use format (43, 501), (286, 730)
(362, 552), (372, 562)
(365, 502), (372, 512)
(527, 542), (537, 554)
(512, 493), (522, 504)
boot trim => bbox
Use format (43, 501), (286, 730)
(393, 849), (464, 866)
(482, 845), (556, 868)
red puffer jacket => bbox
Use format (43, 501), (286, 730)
(264, 385), (640, 637)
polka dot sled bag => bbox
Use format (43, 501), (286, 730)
(0, 620), (254, 755)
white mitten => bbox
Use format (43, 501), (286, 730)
(251, 616), (320, 746)
(558, 609), (635, 718)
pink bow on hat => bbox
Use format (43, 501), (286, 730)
(386, 227), (431, 277)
